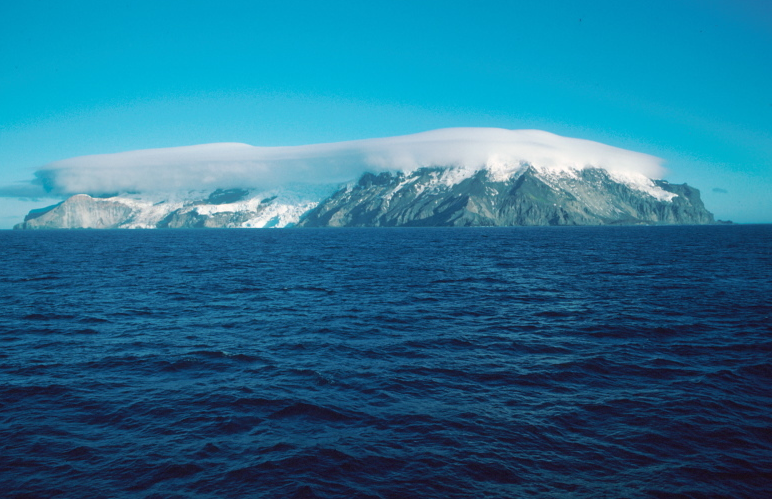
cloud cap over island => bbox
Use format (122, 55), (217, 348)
(12, 128), (666, 197)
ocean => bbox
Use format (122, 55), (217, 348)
(1, 225), (770, 498)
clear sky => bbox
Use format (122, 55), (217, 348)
(1, 0), (770, 227)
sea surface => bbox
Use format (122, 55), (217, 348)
(1, 226), (770, 498)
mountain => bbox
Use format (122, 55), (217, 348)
(10, 128), (718, 229)
(297, 165), (714, 227)
(15, 165), (714, 229)
(14, 189), (318, 229)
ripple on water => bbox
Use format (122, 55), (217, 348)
(0, 226), (770, 498)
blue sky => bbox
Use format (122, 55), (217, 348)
(1, 0), (770, 227)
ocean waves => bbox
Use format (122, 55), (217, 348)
(1, 226), (771, 498)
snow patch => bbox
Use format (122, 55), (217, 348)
(530, 165), (677, 202)
(242, 201), (317, 228)
(606, 171), (678, 201)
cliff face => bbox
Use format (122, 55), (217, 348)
(297, 166), (714, 227)
(15, 195), (135, 229)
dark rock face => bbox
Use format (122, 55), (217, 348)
(298, 167), (714, 227)
(649, 181), (715, 224)
(206, 188), (250, 205)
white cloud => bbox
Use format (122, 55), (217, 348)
(28, 128), (666, 195)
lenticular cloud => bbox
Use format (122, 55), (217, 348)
(35, 128), (665, 196)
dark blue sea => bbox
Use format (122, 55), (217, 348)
(1, 226), (771, 498)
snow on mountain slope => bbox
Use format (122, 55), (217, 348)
(15, 189), (320, 229)
(297, 166), (713, 227)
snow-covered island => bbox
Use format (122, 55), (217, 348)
(14, 128), (715, 228)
